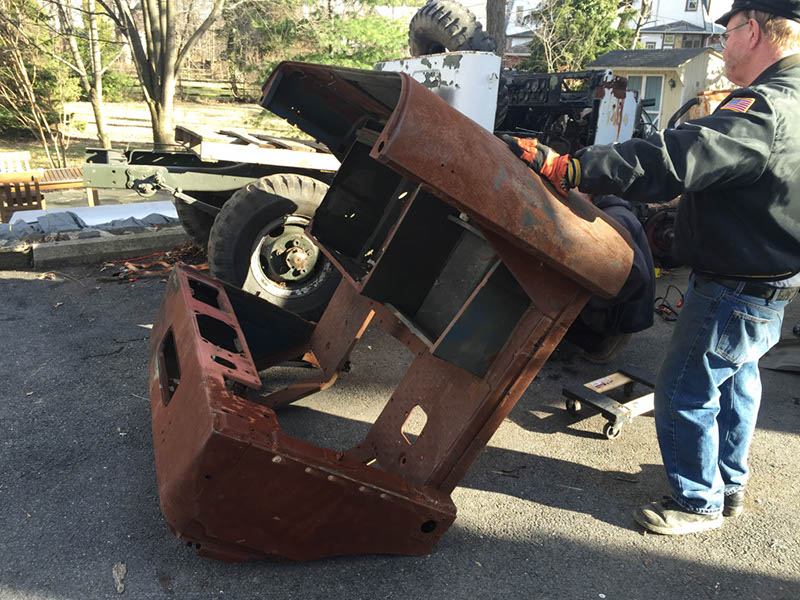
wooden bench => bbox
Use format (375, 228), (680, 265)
(0, 152), (99, 223)
(0, 151), (34, 173)
(0, 170), (45, 223)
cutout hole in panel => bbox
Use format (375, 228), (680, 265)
(420, 520), (437, 533)
(212, 355), (237, 370)
(188, 278), (221, 309)
(159, 328), (181, 406)
(196, 314), (242, 354)
(401, 405), (428, 445)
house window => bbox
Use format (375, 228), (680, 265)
(682, 34), (702, 48)
(646, 42), (656, 49)
(663, 34), (675, 48)
(644, 75), (664, 126)
(686, 0), (698, 10)
(626, 75), (663, 127)
(516, 5), (523, 24)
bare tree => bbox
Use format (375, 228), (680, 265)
(1, 0), (125, 149)
(486, 0), (506, 55)
(53, 0), (125, 148)
(97, 0), (226, 145)
(525, 0), (588, 71)
(629, 0), (653, 49)
(0, 0), (71, 167)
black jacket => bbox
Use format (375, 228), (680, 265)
(583, 195), (656, 334)
(564, 195), (655, 353)
(575, 54), (800, 281)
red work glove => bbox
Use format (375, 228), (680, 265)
(501, 135), (580, 197)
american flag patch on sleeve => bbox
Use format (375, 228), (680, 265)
(721, 97), (755, 113)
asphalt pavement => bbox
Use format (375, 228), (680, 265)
(1, 265), (798, 599)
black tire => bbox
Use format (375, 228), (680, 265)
(175, 199), (215, 248)
(208, 174), (341, 321)
(408, 0), (497, 56)
(495, 74), (510, 129)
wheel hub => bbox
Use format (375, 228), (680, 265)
(261, 225), (320, 282)
(285, 246), (309, 271)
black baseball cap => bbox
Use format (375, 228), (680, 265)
(716, 0), (800, 25)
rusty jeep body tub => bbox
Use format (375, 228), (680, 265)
(147, 62), (634, 562)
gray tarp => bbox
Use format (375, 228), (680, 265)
(1, 211), (179, 242)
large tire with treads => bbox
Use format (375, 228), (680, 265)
(408, 0), (497, 55)
(208, 174), (340, 321)
(495, 73), (510, 129)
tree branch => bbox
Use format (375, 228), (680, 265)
(99, 46), (126, 75)
(0, 13), (83, 75)
(175, 0), (225, 71)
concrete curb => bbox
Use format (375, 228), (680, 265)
(0, 245), (33, 270)
(31, 227), (191, 269)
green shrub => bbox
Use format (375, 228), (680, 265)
(102, 70), (136, 102)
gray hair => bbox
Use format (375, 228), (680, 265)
(747, 10), (800, 51)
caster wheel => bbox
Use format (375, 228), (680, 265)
(603, 422), (622, 440)
(566, 398), (582, 415)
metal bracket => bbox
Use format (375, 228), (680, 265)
(150, 172), (221, 215)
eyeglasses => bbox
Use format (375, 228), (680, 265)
(720, 22), (749, 48)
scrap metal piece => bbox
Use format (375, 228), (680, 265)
(150, 265), (455, 561)
(149, 62), (634, 562)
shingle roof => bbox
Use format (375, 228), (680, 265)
(642, 20), (705, 33)
(641, 20), (725, 34)
(588, 48), (712, 68)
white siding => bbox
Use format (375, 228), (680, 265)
(641, 33), (663, 49)
(649, 0), (711, 28)
(675, 52), (731, 113)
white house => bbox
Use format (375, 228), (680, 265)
(640, 20), (725, 50)
(646, 0), (726, 28)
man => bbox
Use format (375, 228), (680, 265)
(503, 0), (800, 535)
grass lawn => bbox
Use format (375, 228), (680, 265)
(0, 138), (93, 170)
(0, 99), (304, 170)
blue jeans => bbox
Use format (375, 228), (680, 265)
(654, 274), (789, 514)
